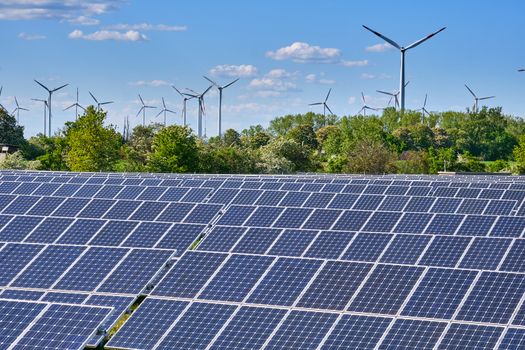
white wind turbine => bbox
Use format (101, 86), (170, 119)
(34, 80), (68, 137)
(203, 76), (239, 137)
(136, 94), (156, 126)
(156, 97), (176, 127)
(465, 84), (495, 113)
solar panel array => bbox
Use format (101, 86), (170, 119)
(2, 170), (525, 349)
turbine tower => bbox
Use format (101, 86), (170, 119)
(0, 86), (5, 111)
(309, 88), (334, 117)
(34, 80), (68, 137)
(172, 86), (194, 126)
(156, 97), (176, 126)
(64, 88), (86, 120)
(203, 76), (239, 137)
(89, 91), (113, 111)
(362, 25), (446, 111)
(358, 93), (379, 116)
(184, 86), (212, 138)
(465, 84), (495, 113)
(31, 98), (48, 135)
(136, 94), (156, 126)
(376, 81), (410, 110)
(12, 97), (29, 123)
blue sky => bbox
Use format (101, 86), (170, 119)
(1, 0), (524, 137)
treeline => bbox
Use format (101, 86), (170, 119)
(2, 105), (525, 174)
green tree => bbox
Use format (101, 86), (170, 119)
(513, 135), (525, 173)
(0, 151), (40, 170)
(345, 139), (397, 174)
(29, 135), (69, 170)
(65, 106), (122, 171)
(0, 108), (25, 146)
(148, 125), (199, 173)
(223, 128), (241, 147)
(288, 123), (318, 149)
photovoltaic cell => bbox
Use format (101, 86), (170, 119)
(232, 227), (282, 254)
(273, 207), (313, 229)
(320, 315), (391, 350)
(425, 214), (464, 235)
(184, 203), (222, 224)
(437, 323), (503, 350)
(0, 243), (44, 286)
(302, 209), (341, 230)
(156, 202), (194, 222)
(244, 206), (283, 227)
(378, 319), (446, 350)
(491, 216), (525, 237)
(342, 233), (392, 262)
(56, 219), (106, 245)
(196, 226), (246, 252)
(0, 216), (43, 242)
(303, 231), (354, 259)
(26, 196), (65, 216)
(380, 234), (431, 264)
(129, 201), (167, 221)
(499, 328), (525, 350)
(459, 238), (511, 270)
(456, 215), (496, 236)
(332, 210), (371, 231)
(89, 220), (138, 246)
(268, 229), (317, 257)
(103, 200), (141, 220)
(155, 223), (205, 253)
(121, 222), (172, 248)
(0, 300), (46, 348)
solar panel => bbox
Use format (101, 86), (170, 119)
(232, 227), (282, 254)
(56, 218), (106, 245)
(320, 315), (391, 350)
(268, 229), (317, 257)
(196, 226), (246, 252)
(0, 216), (42, 242)
(0, 299), (47, 348)
(156, 202), (194, 222)
(380, 234), (431, 264)
(459, 237), (511, 270)
(24, 217), (73, 243)
(303, 231), (354, 259)
(89, 220), (138, 246)
(122, 222), (172, 248)
(437, 323), (503, 349)
(378, 318), (446, 350)
(342, 233), (392, 262)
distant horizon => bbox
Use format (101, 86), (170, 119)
(1, 0), (524, 137)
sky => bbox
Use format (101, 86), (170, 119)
(1, 0), (524, 138)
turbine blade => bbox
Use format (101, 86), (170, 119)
(361, 92), (366, 104)
(166, 109), (176, 114)
(20, 108), (29, 111)
(186, 88), (199, 95)
(325, 104), (334, 115)
(101, 101), (114, 105)
(203, 76), (218, 87)
(377, 90), (394, 96)
(309, 102), (323, 106)
(15, 96), (19, 107)
(136, 107), (144, 117)
(465, 84), (477, 98)
(478, 96), (495, 100)
(0, 86), (2, 96)
(404, 81), (410, 88)
(162, 97), (166, 108)
(52, 83), (69, 92)
(64, 104), (76, 111)
(223, 78), (239, 89)
(89, 91), (98, 104)
(519, 69), (525, 72)
(362, 25), (401, 49)
(424, 94), (428, 107)
(34, 79), (50, 92)
(155, 110), (164, 118)
(138, 94), (145, 105)
(405, 27), (446, 50)
(203, 85), (213, 95)
(325, 88), (332, 102)
(172, 85), (184, 97)
(183, 93), (198, 98)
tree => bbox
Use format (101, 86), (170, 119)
(513, 135), (525, 173)
(0, 151), (40, 170)
(0, 108), (25, 146)
(148, 125), (199, 173)
(258, 137), (312, 173)
(288, 123), (318, 150)
(345, 139), (397, 174)
(65, 106), (122, 171)
(117, 124), (162, 171)
(223, 129), (241, 147)
(29, 135), (69, 170)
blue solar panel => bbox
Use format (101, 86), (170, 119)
(459, 237), (511, 270)
(402, 268), (477, 319)
(2, 195), (40, 214)
(298, 261), (372, 310)
(12, 182), (40, 195)
(438, 323), (503, 349)
(102, 200), (141, 220)
(353, 195), (383, 210)
(129, 201), (167, 221)
(11, 245), (85, 289)
(51, 197), (90, 217)
(121, 222), (172, 248)
(484, 199), (515, 215)
(0, 300), (46, 348)
(380, 234), (431, 264)
(54, 247), (128, 291)
(332, 210), (371, 231)
(268, 229), (317, 257)
(97, 249), (173, 294)
(303, 192), (334, 208)
(156, 202), (194, 222)
(89, 220), (138, 246)
(77, 199), (115, 218)
(457, 271), (525, 324)
(265, 310), (337, 350)
(303, 231), (354, 259)
(209, 306), (286, 350)
(302, 209), (341, 230)
(32, 183), (60, 196)
(152, 252), (228, 298)
(216, 205), (255, 226)
(419, 236), (471, 267)
(232, 227), (282, 254)
(26, 196), (65, 216)
(94, 185), (123, 199)
(0, 289), (44, 300)
(425, 214), (464, 235)
(404, 196), (435, 212)
(343, 233), (392, 262)
(378, 196), (409, 211)
(136, 186), (167, 200)
(155, 223), (205, 253)
(106, 298), (188, 350)
(207, 188), (239, 204)
(320, 315), (391, 350)
(181, 188), (212, 202)
(378, 319), (446, 350)
(197, 226), (246, 252)
(114, 185), (144, 200)
(0, 194), (16, 208)
(184, 203), (222, 224)
(200, 254), (274, 302)
(499, 328), (525, 349)
(244, 206), (283, 227)
(24, 217), (73, 244)
(231, 189), (263, 205)
(431, 197), (462, 213)
(0, 243), (44, 285)
(349, 264), (424, 314)
(456, 215), (496, 236)
(41, 292), (88, 303)
(247, 258), (322, 306)
(74, 184), (103, 198)
(328, 193), (360, 209)
(56, 218), (106, 245)
(273, 207), (312, 229)
(0, 215), (43, 242)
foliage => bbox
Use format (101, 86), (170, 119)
(513, 135), (525, 173)
(0, 151), (40, 170)
(0, 108), (25, 146)
(148, 125), (199, 173)
(345, 139), (397, 174)
(64, 107), (122, 171)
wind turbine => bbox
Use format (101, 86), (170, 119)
(465, 84), (495, 113)
(419, 94), (431, 123)
(89, 91), (113, 111)
(358, 93), (379, 116)
(362, 25), (446, 111)
(34, 80), (68, 137)
(184, 86), (213, 138)
(156, 97), (176, 126)
(136, 94), (156, 126)
(309, 88), (334, 117)
(32, 98), (48, 135)
(203, 76), (239, 137)
(376, 81), (410, 109)
(12, 97), (29, 123)
(172, 86), (194, 126)
(64, 88), (86, 120)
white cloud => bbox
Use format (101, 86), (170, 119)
(366, 42), (394, 53)
(129, 80), (169, 87)
(105, 23), (187, 32)
(341, 60), (369, 67)
(224, 102), (279, 113)
(67, 15), (99, 26)
(68, 29), (148, 41)
(360, 72), (392, 80)
(0, 0), (121, 21)
(18, 32), (46, 40)
(305, 73), (335, 85)
(348, 96), (357, 105)
(209, 64), (258, 78)
(249, 78), (297, 92)
(266, 42), (341, 63)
